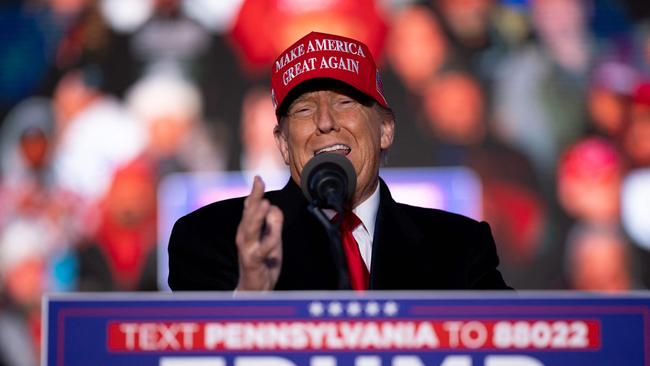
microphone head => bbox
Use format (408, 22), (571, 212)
(301, 153), (356, 208)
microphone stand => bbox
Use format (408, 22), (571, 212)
(307, 202), (351, 290)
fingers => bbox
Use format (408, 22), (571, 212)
(235, 178), (284, 291)
(259, 205), (284, 268)
(244, 176), (265, 208)
(242, 199), (270, 240)
(238, 176), (269, 246)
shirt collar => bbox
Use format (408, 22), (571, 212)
(322, 182), (380, 238)
(352, 182), (380, 240)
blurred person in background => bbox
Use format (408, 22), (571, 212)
(53, 0), (111, 69)
(529, 0), (591, 75)
(0, 220), (55, 366)
(586, 61), (638, 138)
(1, 98), (57, 204)
(470, 142), (547, 289)
(382, 4), (448, 167)
(125, 69), (225, 179)
(557, 137), (625, 227)
(130, 0), (211, 76)
(557, 137), (628, 289)
(52, 0), (141, 98)
(432, 0), (512, 83)
(0, 98), (81, 291)
(75, 159), (158, 291)
(434, 0), (495, 51)
(0, 98), (81, 364)
(422, 70), (486, 155)
(385, 4), (449, 95)
(421, 69), (546, 288)
(68, 66), (216, 293)
(101, 0), (248, 170)
(493, 0), (591, 179)
(491, 1), (594, 288)
(51, 68), (147, 206)
(565, 224), (634, 292)
(239, 86), (288, 182)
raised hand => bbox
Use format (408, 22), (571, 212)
(235, 176), (284, 291)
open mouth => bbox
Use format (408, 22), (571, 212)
(314, 144), (351, 156)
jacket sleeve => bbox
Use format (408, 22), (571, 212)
(167, 214), (239, 291)
(468, 221), (513, 290)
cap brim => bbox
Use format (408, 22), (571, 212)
(275, 78), (376, 118)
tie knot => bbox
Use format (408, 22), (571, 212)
(337, 211), (362, 232)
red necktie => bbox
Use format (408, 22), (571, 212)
(338, 212), (369, 291)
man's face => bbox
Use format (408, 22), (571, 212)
(274, 86), (394, 206)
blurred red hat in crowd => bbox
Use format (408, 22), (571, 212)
(633, 81), (650, 106)
(557, 137), (624, 224)
(559, 137), (622, 181)
(229, 0), (388, 75)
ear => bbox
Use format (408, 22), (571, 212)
(380, 114), (395, 150)
(273, 123), (290, 165)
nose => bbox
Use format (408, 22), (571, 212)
(315, 102), (339, 134)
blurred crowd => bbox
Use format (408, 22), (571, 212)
(2, 0), (650, 363)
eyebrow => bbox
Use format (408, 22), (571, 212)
(291, 95), (311, 104)
(287, 93), (317, 110)
(293, 91), (320, 102)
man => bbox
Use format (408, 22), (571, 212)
(168, 31), (510, 291)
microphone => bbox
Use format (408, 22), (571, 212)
(300, 153), (356, 213)
(301, 153), (356, 290)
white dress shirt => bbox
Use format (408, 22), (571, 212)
(325, 183), (380, 271)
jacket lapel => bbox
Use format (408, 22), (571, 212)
(270, 180), (339, 290)
(369, 179), (432, 289)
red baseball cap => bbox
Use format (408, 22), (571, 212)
(633, 81), (650, 106)
(559, 137), (622, 182)
(270, 31), (389, 115)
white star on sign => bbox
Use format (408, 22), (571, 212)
(328, 301), (343, 316)
(365, 301), (380, 316)
(309, 301), (324, 317)
(383, 301), (399, 316)
(347, 301), (362, 316)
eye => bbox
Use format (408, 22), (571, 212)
(288, 102), (315, 117)
(335, 97), (357, 109)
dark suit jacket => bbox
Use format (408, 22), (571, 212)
(168, 178), (510, 290)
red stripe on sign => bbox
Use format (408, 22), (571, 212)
(108, 322), (204, 352)
(106, 319), (600, 352)
(481, 320), (600, 350)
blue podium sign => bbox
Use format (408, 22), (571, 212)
(44, 292), (650, 366)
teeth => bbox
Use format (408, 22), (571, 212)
(315, 144), (351, 155)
